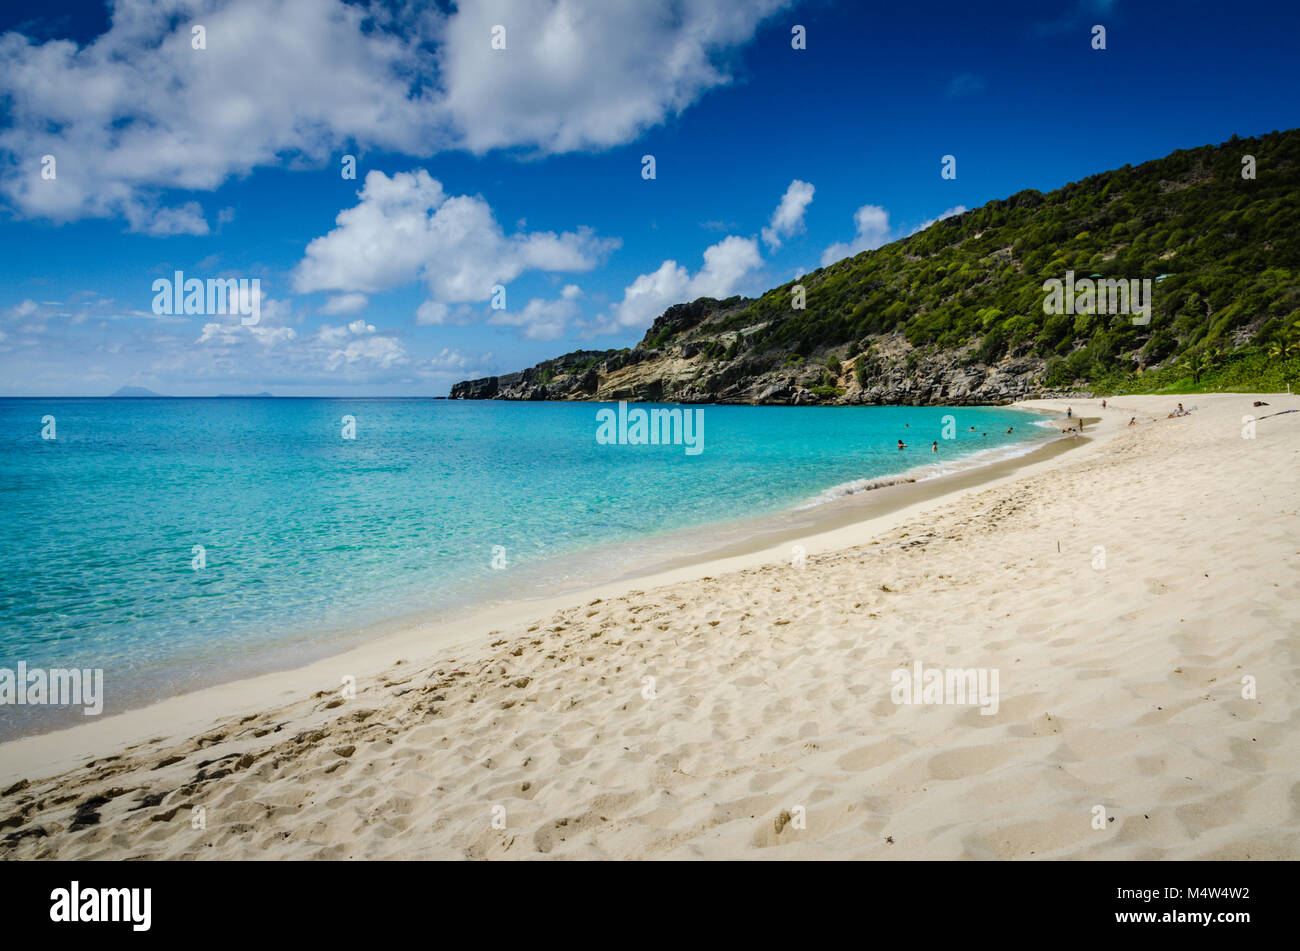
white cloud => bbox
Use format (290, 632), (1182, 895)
(0, 0), (789, 229)
(294, 170), (617, 317)
(191, 289), (407, 374)
(196, 292), (296, 348)
(324, 331), (407, 372)
(761, 179), (814, 249)
(0, 289), (425, 391)
(0, 0), (435, 229)
(603, 235), (762, 333)
(123, 200), (211, 237)
(423, 347), (483, 373)
(909, 205), (967, 235)
(437, 0), (790, 154)
(196, 321), (296, 348)
(414, 300), (450, 327)
(820, 204), (892, 266)
(320, 293), (369, 315)
(820, 203), (969, 267)
(490, 284), (583, 340)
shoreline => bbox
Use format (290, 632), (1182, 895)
(2, 391), (1295, 859)
(0, 404), (1061, 746)
(0, 400), (1095, 782)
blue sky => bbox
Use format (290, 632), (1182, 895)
(1, 0), (1297, 396)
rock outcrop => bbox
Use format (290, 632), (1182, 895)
(451, 327), (1076, 406)
(451, 294), (1080, 406)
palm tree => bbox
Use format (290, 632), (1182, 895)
(1179, 347), (1221, 384)
(1267, 329), (1300, 362)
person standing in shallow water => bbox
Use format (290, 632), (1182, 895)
(932, 441), (938, 452)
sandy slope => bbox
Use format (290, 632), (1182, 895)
(1, 392), (1297, 860)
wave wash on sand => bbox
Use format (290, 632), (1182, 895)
(0, 393), (1297, 860)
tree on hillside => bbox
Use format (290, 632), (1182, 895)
(1179, 347), (1222, 384)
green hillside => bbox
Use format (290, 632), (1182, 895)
(722, 130), (1300, 393)
(455, 130), (1300, 403)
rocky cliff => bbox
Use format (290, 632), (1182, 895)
(449, 321), (1067, 405)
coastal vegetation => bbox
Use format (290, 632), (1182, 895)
(454, 129), (1300, 402)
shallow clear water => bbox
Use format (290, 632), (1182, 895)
(0, 398), (1052, 733)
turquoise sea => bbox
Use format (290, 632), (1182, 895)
(0, 398), (1054, 736)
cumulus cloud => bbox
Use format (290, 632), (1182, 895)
(413, 300), (451, 327)
(191, 288), (410, 376)
(909, 205), (967, 235)
(599, 235), (763, 334)
(293, 170), (617, 318)
(0, 0), (788, 229)
(320, 322), (407, 372)
(761, 179), (814, 249)
(124, 200), (211, 237)
(195, 291), (295, 347)
(0, 289), (431, 392)
(490, 284), (583, 340)
(423, 347), (489, 374)
(437, 0), (789, 154)
(320, 293), (369, 316)
(820, 203), (969, 267)
(820, 205), (892, 266)
(0, 0), (435, 229)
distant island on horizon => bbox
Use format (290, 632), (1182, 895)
(108, 387), (276, 398)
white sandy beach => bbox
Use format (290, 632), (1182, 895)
(1, 392), (1297, 859)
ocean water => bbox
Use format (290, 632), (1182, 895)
(0, 398), (1053, 735)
